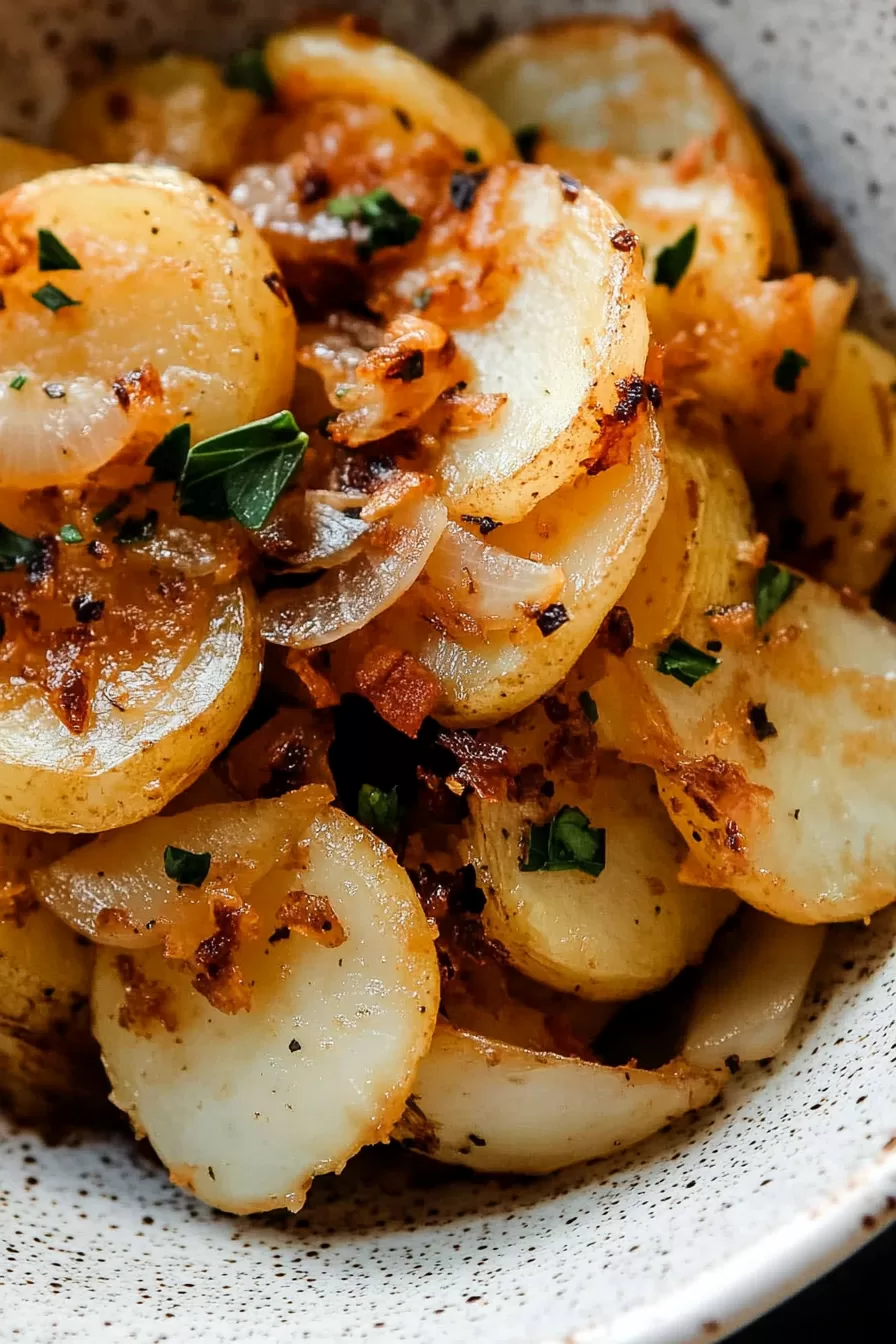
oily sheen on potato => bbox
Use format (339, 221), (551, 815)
(91, 795), (439, 1213)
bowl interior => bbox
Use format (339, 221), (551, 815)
(2, 3), (895, 1342)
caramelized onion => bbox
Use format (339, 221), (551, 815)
(424, 521), (565, 629)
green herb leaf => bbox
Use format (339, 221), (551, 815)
(31, 282), (80, 312)
(578, 689), (598, 724)
(654, 225), (698, 290)
(115, 510), (158, 545)
(326, 187), (421, 260)
(755, 563), (804, 627)
(177, 411), (308, 530)
(357, 783), (401, 835)
(520, 805), (606, 878)
(9, 374), (26, 391)
(773, 348), (810, 393)
(92, 493), (129, 526)
(163, 845), (211, 887)
(223, 46), (275, 102)
(147, 422), (191, 483)
(58, 524), (83, 544)
(656, 637), (719, 687)
(0, 522), (41, 572)
(37, 228), (81, 272)
(514, 124), (541, 162)
(412, 286), (433, 311)
(463, 147), (482, 163)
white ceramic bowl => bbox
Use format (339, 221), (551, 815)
(2, 3), (895, 1341)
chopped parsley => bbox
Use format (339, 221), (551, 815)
(9, 375), (26, 391)
(578, 689), (599, 724)
(174, 411), (308, 530)
(92, 493), (129, 526)
(656, 637), (719, 686)
(0, 522), (41, 572)
(146, 422), (191, 483)
(449, 168), (487, 212)
(163, 845), (211, 887)
(115, 510), (158, 545)
(653, 225), (698, 290)
(327, 187), (421, 261)
(514, 124), (541, 162)
(37, 228), (81, 272)
(463, 147), (482, 163)
(31, 282), (80, 312)
(58, 524), (83, 544)
(223, 46), (275, 102)
(755, 563), (804, 627)
(520, 805), (606, 878)
(412, 287), (433, 311)
(773, 348), (810, 393)
(357, 783), (401, 835)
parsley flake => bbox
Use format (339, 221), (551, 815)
(163, 845), (211, 887)
(0, 522), (41, 572)
(58, 524), (83, 544)
(147, 422), (191, 483)
(412, 286), (433, 311)
(773, 348), (810, 393)
(449, 168), (487, 212)
(514, 124), (541, 162)
(357, 783), (401, 836)
(654, 225), (698, 290)
(223, 46), (275, 102)
(177, 410), (308, 530)
(92, 494), (129, 526)
(463, 147), (482, 163)
(656, 637), (719, 687)
(755, 563), (804, 627)
(9, 375), (26, 391)
(37, 229), (81, 272)
(327, 187), (421, 260)
(578, 689), (599, 724)
(31, 283), (80, 312)
(115, 510), (158, 545)
(521, 805), (606, 878)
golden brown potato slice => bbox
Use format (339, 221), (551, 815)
(265, 25), (514, 163)
(91, 795), (439, 1213)
(460, 15), (797, 270)
(467, 700), (736, 1000)
(787, 331), (896, 593)
(57, 55), (260, 182)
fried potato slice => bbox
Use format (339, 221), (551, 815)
(265, 24), (514, 164)
(91, 795), (439, 1213)
(460, 15), (797, 270)
(394, 1024), (723, 1174)
(468, 700), (736, 1000)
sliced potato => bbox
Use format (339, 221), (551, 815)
(349, 406), (666, 725)
(0, 578), (262, 833)
(594, 575), (896, 924)
(265, 25), (514, 164)
(788, 330), (896, 593)
(0, 884), (103, 1121)
(460, 16), (797, 270)
(685, 907), (824, 1068)
(92, 797), (439, 1213)
(435, 165), (649, 521)
(56, 55), (260, 182)
(34, 787), (330, 947)
(0, 134), (78, 193)
(395, 1024), (723, 1173)
(468, 701), (736, 1000)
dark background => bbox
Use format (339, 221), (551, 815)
(732, 1223), (895, 1340)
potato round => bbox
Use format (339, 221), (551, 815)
(0, 579), (261, 833)
(57, 55), (260, 182)
(469, 703), (736, 1000)
(0, 163), (296, 489)
(265, 25), (514, 164)
(92, 798), (439, 1213)
(395, 1025), (723, 1174)
(436, 165), (649, 522)
(460, 16), (797, 271)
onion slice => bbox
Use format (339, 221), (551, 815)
(261, 494), (447, 649)
(684, 908), (825, 1069)
(254, 492), (371, 572)
(423, 521), (565, 629)
(395, 1025), (724, 1173)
